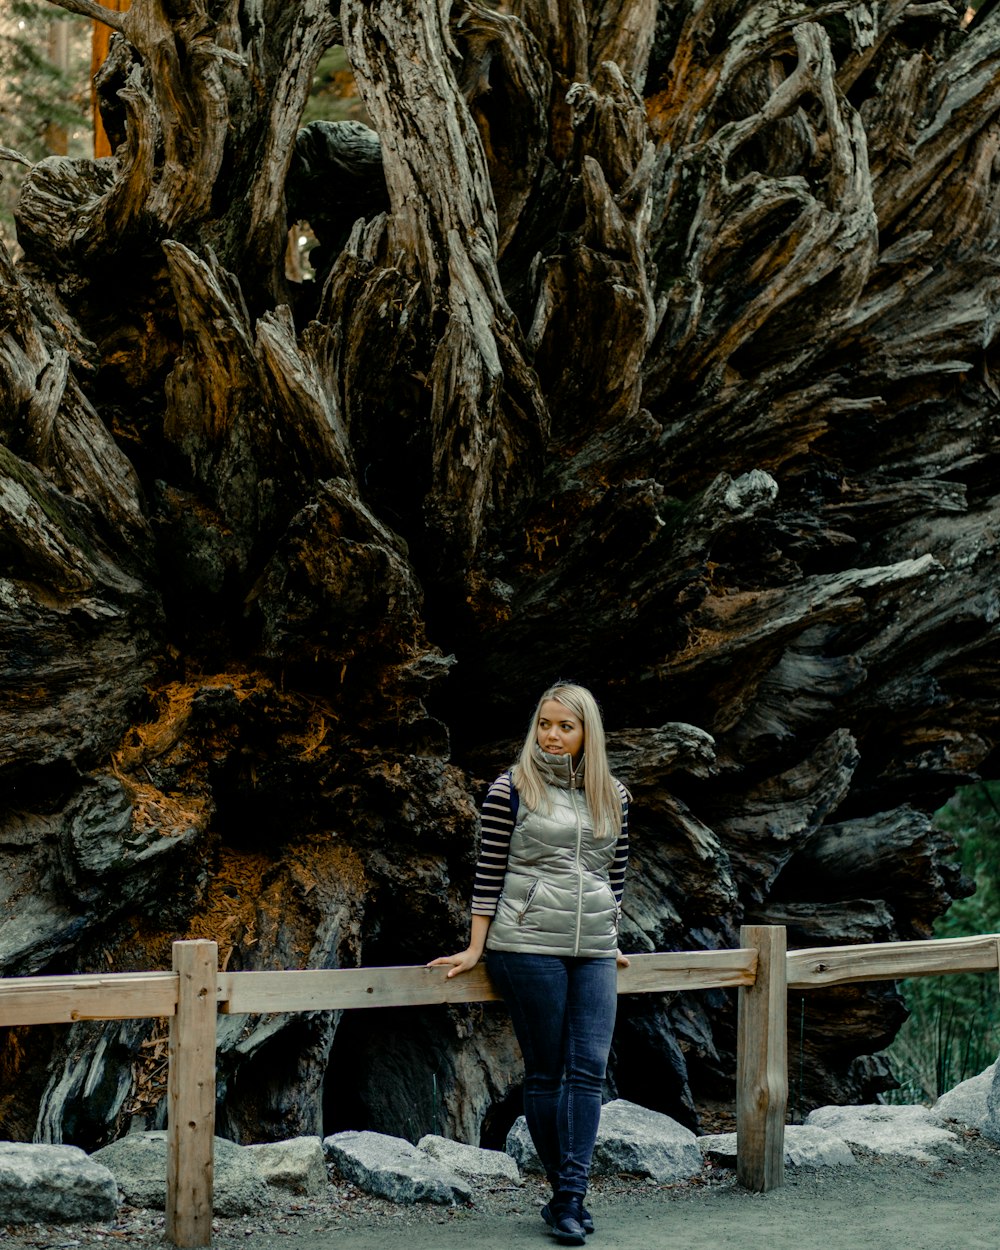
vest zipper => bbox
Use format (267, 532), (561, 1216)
(517, 879), (539, 924)
(572, 788), (584, 955)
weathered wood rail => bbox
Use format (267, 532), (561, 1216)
(1, 927), (998, 1247)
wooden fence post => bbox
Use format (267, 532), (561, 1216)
(166, 940), (218, 1249)
(736, 924), (787, 1192)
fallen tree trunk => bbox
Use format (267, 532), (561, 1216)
(2, 0), (999, 1146)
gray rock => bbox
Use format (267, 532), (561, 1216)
(92, 1130), (271, 1215)
(417, 1134), (521, 1185)
(934, 1061), (996, 1132)
(985, 1061), (1000, 1144)
(504, 1116), (542, 1173)
(324, 1130), (471, 1204)
(245, 1136), (328, 1196)
(805, 1103), (962, 1162)
(698, 1125), (856, 1169)
(507, 1099), (704, 1183)
(591, 1099), (703, 1182)
(0, 1142), (119, 1223)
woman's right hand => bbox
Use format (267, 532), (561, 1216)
(426, 948), (481, 978)
(428, 915), (490, 978)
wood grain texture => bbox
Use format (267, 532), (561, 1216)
(166, 941), (218, 1250)
(0, 972), (178, 1026)
(787, 934), (1000, 988)
(219, 948), (758, 1014)
(736, 924), (787, 1193)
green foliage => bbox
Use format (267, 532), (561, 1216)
(0, 1), (91, 249)
(884, 781), (1000, 1103)
(1, 2), (90, 152)
(301, 46), (368, 128)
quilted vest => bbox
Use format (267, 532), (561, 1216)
(485, 751), (620, 958)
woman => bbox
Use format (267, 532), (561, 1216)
(429, 683), (630, 1246)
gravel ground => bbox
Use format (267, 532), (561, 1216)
(3, 1128), (1000, 1250)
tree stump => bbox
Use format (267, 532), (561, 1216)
(1, 0), (998, 1145)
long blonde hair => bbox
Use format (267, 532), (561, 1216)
(510, 683), (626, 838)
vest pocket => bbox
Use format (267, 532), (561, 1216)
(517, 878), (540, 924)
(597, 879), (619, 935)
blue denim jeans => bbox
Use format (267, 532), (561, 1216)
(487, 950), (618, 1197)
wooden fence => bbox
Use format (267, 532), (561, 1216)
(2, 927), (999, 1247)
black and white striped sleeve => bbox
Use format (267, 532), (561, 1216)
(610, 783), (630, 905)
(471, 773), (516, 917)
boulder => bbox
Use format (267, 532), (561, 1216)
(805, 1104), (962, 1162)
(0, 1142), (118, 1223)
(591, 1100), (703, 1182)
(934, 1062), (996, 1133)
(504, 1116), (543, 1173)
(506, 1099), (703, 1183)
(245, 1135), (328, 1195)
(985, 1061), (1000, 1145)
(92, 1131), (271, 1215)
(417, 1134), (521, 1185)
(697, 1125), (856, 1169)
(324, 1130), (471, 1204)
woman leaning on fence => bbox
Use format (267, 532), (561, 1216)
(429, 682), (630, 1246)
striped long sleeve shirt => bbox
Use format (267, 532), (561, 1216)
(471, 772), (630, 917)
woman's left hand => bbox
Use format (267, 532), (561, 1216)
(615, 948), (630, 968)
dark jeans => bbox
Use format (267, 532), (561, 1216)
(487, 949), (618, 1197)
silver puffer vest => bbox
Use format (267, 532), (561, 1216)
(485, 749), (620, 959)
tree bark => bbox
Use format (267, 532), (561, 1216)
(2, 0), (999, 1146)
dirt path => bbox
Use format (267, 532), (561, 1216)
(286, 1139), (1000, 1250)
(3, 1134), (999, 1250)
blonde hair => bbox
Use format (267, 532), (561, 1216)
(510, 683), (626, 838)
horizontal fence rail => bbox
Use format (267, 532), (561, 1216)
(0, 950), (760, 1028)
(787, 933), (1000, 987)
(219, 948), (759, 1015)
(2, 929), (1000, 1247)
(0, 970), (180, 1026)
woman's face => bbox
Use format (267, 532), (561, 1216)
(536, 699), (584, 761)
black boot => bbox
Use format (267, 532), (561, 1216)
(541, 1198), (594, 1236)
(546, 1192), (587, 1246)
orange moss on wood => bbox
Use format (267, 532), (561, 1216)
(122, 779), (212, 842)
(125, 1018), (170, 1119)
(113, 671), (267, 771)
(182, 849), (273, 971)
